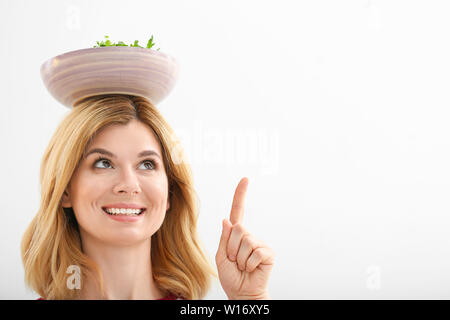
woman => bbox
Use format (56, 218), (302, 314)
(21, 94), (274, 299)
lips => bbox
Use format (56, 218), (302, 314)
(102, 208), (146, 215)
(102, 203), (146, 209)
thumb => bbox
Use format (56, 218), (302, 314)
(216, 219), (232, 263)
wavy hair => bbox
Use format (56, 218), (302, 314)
(21, 94), (217, 299)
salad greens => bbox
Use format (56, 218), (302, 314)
(93, 35), (160, 50)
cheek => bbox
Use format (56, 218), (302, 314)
(142, 179), (169, 210)
(70, 172), (108, 219)
(141, 181), (169, 237)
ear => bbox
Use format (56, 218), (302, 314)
(61, 189), (72, 208)
(166, 184), (171, 211)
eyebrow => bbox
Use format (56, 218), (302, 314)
(84, 148), (161, 160)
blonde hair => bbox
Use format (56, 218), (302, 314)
(21, 94), (217, 299)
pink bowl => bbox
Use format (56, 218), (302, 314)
(40, 46), (179, 108)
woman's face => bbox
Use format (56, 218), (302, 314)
(62, 119), (170, 246)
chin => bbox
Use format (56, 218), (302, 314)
(106, 235), (151, 247)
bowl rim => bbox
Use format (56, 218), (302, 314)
(40, 46), (177, 71)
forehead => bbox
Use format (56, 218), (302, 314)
(87, 120), (162, 154)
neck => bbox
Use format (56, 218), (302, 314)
(77, 232), (165, 300)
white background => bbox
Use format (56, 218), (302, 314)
(1, 0), (450, 299)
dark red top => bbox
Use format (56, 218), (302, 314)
(37, 293), (182, 300)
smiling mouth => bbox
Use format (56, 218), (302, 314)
(102, 207), (146, 216)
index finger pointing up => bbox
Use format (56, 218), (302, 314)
(229, 177), (249, 225)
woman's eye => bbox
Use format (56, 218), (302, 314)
(94, 158), (112, 169)
(139, 160), (155, 170)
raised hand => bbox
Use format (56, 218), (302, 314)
(215, 177), (275, 300)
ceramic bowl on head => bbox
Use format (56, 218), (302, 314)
(40, 46), (179, 108)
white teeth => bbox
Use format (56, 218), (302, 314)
(104, 208), (143, 215)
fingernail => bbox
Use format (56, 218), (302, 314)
(229, 254), (235, 261)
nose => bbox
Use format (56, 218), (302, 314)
(112, 167), (142, 195)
